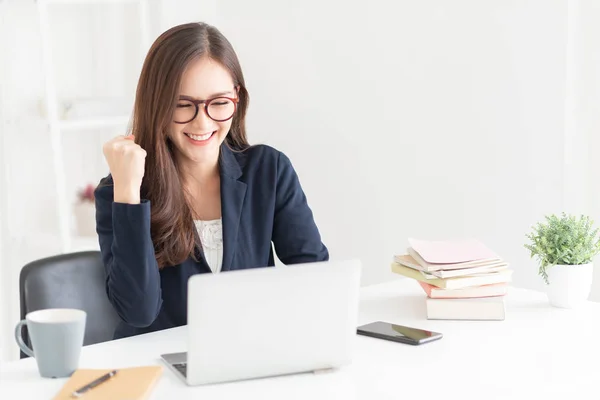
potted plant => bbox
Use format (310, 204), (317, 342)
(73, 183), (96, 237)
(524, 213), (600, 308)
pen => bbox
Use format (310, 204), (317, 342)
(70, 370), (118, 398)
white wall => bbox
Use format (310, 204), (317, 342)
(0, 0), (8, 363)
(217, 0), (570, 289)
(578, 0), (600, 302)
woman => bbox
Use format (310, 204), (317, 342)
(95, 22), (329, 339)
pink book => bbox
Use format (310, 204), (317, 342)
(417, 280), (508, 299)
(408, 238), (499, 264)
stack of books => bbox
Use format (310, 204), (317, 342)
(391, 238), (512, 321)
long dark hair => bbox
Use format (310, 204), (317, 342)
(132, 22), (249, 268)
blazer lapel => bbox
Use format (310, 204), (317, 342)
(219, 144), (247, 272)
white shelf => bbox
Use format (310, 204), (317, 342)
(37, 0), (149, 255)
(57, 115), (130, 131)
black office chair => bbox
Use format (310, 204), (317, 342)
(18, 251), (121, 358)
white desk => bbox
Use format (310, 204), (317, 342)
(1, 278), (600, 400)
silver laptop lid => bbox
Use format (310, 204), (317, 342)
(186, 259), (362, 385)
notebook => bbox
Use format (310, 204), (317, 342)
(391, 262), (513, 290)
(395, 253), (508, 277)
(51, 366), (163, 400)
(408, 238), (499, 264)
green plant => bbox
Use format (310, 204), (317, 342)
(524, 213), (600, 284)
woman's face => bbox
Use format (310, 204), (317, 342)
(168, 57), (237, 165)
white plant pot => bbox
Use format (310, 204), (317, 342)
(73, 202), (96, 237)
(546, 263), (593, 309)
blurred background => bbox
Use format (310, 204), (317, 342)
(1, 0), (600, 362)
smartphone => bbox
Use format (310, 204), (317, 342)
(357, 321), (443, 345)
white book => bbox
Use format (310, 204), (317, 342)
(425, 297), (506, 321)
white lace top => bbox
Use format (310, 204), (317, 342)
(194, 219), (223, 273)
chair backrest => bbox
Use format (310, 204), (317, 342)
(19, 251), (120, 358)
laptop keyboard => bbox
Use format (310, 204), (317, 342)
(173, 362), (187, 377)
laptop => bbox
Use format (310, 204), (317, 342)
(160, 259), (362, 385)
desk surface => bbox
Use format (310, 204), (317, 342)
(1, 278), (599, 400)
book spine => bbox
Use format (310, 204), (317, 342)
(425, 299), (506, 321)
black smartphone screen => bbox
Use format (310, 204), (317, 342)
(357, 321), (442, 345)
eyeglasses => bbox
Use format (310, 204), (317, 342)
(173, 97), (239, 124)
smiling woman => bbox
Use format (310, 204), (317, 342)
(169, 59), (240, 154)
(93, 22), (329, 340)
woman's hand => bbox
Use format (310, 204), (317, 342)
(102, 135), (146, 204)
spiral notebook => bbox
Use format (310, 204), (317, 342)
(51, 366), (163, 400)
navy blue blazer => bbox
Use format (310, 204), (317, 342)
(95, 144), (329, 339)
